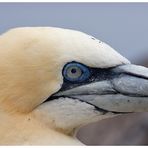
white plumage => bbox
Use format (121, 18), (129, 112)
(0, 27), (147, 145)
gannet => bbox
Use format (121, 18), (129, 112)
(0, 27), (148, 145)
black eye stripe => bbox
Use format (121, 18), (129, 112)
(61, 61), (118, 91)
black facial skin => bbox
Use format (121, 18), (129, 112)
(61, 61), (119, 91)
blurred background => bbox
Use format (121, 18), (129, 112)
(0, 2), (148, 145)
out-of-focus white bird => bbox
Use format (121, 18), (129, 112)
(0, 27), (148, 145)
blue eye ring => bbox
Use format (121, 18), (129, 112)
(63, 62), (90, 82)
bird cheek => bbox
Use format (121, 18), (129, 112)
(41, 71), (63, 101)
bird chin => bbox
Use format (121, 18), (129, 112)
(47, 94), (129, 115)
(45, 90), (148, 115)
(38, 96), (118, 134)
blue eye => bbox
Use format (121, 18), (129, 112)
(63, 62), (90, 82)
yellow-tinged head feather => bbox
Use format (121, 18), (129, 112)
(0, 27), (129, 113)
(0, 27), (136, 144)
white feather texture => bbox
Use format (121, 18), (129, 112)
(0, 27), (130, 145)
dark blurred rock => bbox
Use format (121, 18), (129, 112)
(77, 113), (148, 145)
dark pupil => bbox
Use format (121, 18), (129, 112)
(71, 68), (77, 74)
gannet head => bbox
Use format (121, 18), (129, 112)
(0, 27), (148, 134)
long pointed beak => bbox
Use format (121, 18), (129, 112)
(54, 64), (148, 113)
